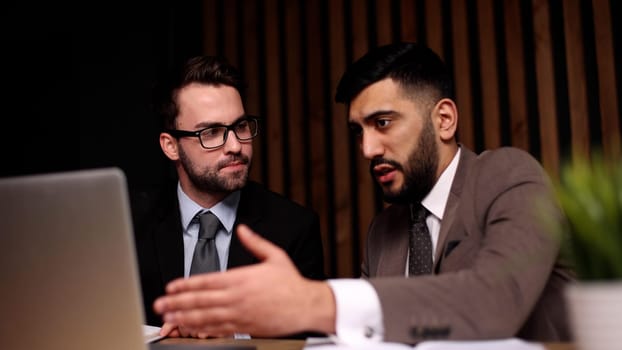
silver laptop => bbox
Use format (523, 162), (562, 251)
(0, 168), (148, 350)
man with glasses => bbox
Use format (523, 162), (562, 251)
(130, 55), (325, 338)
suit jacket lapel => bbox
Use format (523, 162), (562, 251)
(435, 193), (458, 265)
(376, 204), (411, 276)
(433, 146), (476, 270)
(227, 183), (262, 268)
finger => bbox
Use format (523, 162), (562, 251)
(188, 324), (236, 339)
(163, 306), (233, 329)
(164, 274), (215, 293)
(159, 322), (177, 337)
(164, 269), (238, 294)
(236, 224), (287, 261)
(178, 326), (192, 338)
(155, 288), (234, 314)
(197, 332), (210, 339)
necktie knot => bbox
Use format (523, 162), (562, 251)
(197, 211), (220, 240)
(412, 203), (428, 225)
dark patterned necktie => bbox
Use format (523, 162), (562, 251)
(408, 203), (433, 276)
(189, 211), (221, 275)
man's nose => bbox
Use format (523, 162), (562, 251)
(223, 130), (242, 153)
(360, 132), (383, 160)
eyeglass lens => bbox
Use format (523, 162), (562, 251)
(199, 118), (257, 148)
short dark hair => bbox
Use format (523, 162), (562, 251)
(334, 42), (453, 105)
(154, 56), (244, 130)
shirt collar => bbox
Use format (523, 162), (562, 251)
(177, 183), (240, 234)
(421, 148), (461, 220)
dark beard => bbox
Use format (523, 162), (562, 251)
(371, 116), (438, 204)
(178, 147), (250, 193)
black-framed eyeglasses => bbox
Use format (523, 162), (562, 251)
(166, 116), (260, 150)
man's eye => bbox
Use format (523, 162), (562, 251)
(202, 128), (221, 138)
(235, 120), (249, 131)
(375, 119), (391, 128)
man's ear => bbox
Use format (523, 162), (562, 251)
(433, 98), (458, 141)
(159, 132), (180, 161)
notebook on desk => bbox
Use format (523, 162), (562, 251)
(0, 167), (254, 350)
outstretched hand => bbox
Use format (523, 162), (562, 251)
(153, 224), (336, 338)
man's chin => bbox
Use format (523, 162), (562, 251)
(380, 187), (410, 204)
(223, 172), (249, 190)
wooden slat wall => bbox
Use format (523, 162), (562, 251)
(200, 0), (622, 278)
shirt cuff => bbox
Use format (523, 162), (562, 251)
(327, 278), (384, 345)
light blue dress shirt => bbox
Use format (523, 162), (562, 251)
(177, 183), (241, 278)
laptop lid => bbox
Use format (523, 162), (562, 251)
(0, 167), (147, 350)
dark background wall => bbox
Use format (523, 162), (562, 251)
(2, 0), (621, 279)
(1, 1), (204, 189)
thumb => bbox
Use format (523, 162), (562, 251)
(236, 224), (286, 262)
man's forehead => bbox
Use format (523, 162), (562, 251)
(348, 80), (415, 122)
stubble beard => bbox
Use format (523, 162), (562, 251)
(178, 146), (251, 194)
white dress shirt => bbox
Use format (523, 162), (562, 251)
(327, 148), (461, 345)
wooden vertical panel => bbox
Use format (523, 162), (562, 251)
(264, 0), (285, 194)
(202, 0), (219, 54)
(375, 0), (393, 46)
(400, 0), (418, 42)
(562, 0), (591, 161)
(284, 0), (307, 205)
(424, 0), (444, 58)
(355, 154), (378, 269)
(351, 0), (369, 59)
(222, 0), (238, 67)
(329, 0), (354, 277)
(532, 0), (560, 177)
(476, 0), (501, 149)
(504, 0), (529, 151)
(450, 0), (475, 149)
(592, 0), (621, 160)
(350, 0), (377, 273)
(205, 0), (622, 280)
(304, 0), (332, 276)
(242, 0), (264, 183)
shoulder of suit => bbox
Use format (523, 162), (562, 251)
(476, 146), (541, 168)
(471, 146), (548, 185)
(477, 146), (534, 158)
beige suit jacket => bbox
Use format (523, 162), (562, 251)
(362, 146), (575, 344)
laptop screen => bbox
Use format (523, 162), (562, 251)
(0, 168), (148, 350)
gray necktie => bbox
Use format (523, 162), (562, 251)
(190, 211), (221, 275)
(408, 203), (433, 276)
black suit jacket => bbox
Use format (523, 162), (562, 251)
(130, 180), (325, 327)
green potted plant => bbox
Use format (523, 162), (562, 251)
(549, 153), (622, 350)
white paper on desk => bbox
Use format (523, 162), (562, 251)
(304, 336), (411, 349)
(143, 324), (165, 343)
(415, 338), (545, 350)
(304, 337), (545, 350)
